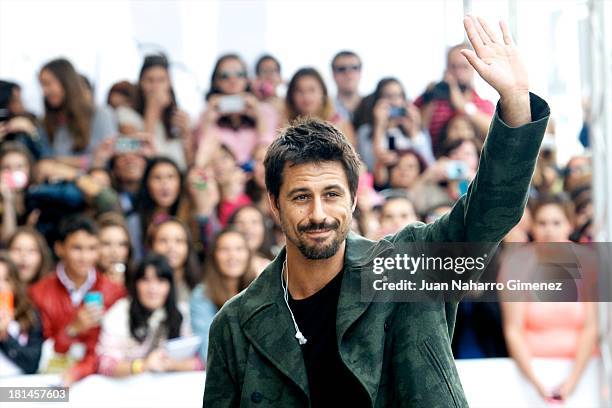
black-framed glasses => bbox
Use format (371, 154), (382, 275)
(333, 64), (361, 74)
(218, 70), (248, 80)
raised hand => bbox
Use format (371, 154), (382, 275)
(462, 15), (531, 127)
(461, 16), (528, 98)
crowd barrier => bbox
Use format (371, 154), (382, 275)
(0, 358), (600, 407)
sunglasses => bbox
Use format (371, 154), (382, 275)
(333, 64), (361, 74)
(218, 70), (247, 80)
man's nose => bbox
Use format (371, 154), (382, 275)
(309, 196), (326, 224)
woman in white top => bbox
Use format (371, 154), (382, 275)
(97, 253), (202, 377)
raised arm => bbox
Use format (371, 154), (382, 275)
(398, 16), (549, 244)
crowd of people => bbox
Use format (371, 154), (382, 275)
(0, 45), (596, 400)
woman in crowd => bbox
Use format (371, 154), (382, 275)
(7, 227), (52, 286)
(501, 195), (598, 402)
(435, 115), (478, 158)
(97, 253), (201, 377)
(284, 67), (355, 146)
(38, 58), (117, 167)
(131, 156), (188, 259)
(358, 77), (434, 172)
(195, 54), (278, 166)
(0, 253), (43, 375)
(146, 218), (201, 306)
(410, 137), (481, 214)
(374, 148), (428, 194)
(116, 55), (192, 169)
(97, 212), (133, 286)
(106, 80), (136, 110)
(1, 142), (35, 242)
(228, 205), (273, 276)
(190, 228), (253, 363)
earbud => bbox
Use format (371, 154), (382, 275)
(296, 331), (307, 345)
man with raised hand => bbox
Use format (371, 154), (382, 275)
(203, 16), (549, 407)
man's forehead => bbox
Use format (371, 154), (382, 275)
(281, 161), (349, 189)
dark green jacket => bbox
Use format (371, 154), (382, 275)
(203, 94), (550, 407)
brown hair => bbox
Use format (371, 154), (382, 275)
(145, 218), (202, 290)
(7, 227), (53, 284)
(96, 211), (134, 272)
(264, 117), (361, 206)
(530, 194), (575, 226)
(40, 58), (93, 152)
(0, 252), (37, 332)
(285, 67), (334, 122)
(203, 228), (253, 309)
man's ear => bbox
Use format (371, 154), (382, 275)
(267, 193), (281, 224)
(351, 195), (358, 213)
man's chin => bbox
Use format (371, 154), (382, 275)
(297, 240), (341, 260)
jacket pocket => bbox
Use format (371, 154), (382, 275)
(418, 336), (461, 408)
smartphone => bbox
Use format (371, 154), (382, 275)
(0, 290), (14, 316)
(388, 106), (406, 119)
(83, 291), (104, 308)
(114, 136), (141, 152)
(446, 161), (468, 180)
(218, 95), (245, 114)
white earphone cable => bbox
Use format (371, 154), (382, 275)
(282, 257), (307, 345)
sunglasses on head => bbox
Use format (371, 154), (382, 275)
(218, 70), (247, 80)
(334, 64), (361, 74)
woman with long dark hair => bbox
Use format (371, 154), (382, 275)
(116, 55), (192, 169)
(38, 58), (117, 168)
(356, 77), (434, 172)
(194, 54), (278, 166)
(128, 156), (188, 260)
(0, 253), (43, 375)
(190, 228), (253, 363)
(146, 218), (201, 306)
(285, 67), (355, 146)
(97, 253), (201, 377)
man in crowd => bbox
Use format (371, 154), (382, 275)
(416, 42), (495, 149)
(331, 50), (362, 122)
(29, 215), (125, 386)
(203, 16), (550, 407)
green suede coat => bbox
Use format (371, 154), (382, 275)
(203, 93), (550, 407)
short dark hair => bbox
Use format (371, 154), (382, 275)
(58, 214), (98, 242)
(264, 117), (360, 206)
(331, 50), (361, 70)
(255, 54), (281, 76)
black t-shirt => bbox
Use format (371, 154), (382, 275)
(288, 269), (370, 407)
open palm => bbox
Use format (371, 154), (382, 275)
(461, 16), (529, 98)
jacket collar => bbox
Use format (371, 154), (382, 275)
(238, 232), (395, 400)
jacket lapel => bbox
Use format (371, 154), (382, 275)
(336, 233), (395, 402)
(239, 248), (310, 398)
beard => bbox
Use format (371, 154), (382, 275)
(282, 216), (350, 260)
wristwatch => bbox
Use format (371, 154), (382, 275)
(463, 102), (477, 116)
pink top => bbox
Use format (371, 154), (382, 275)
(524, 302), (587, 358)
(198, 102), (278, 164)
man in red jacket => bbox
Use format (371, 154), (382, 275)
(29, 215), (125, 386)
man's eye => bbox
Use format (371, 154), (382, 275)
(294, 195), (308, 201)
(326, 192), (340, 198)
